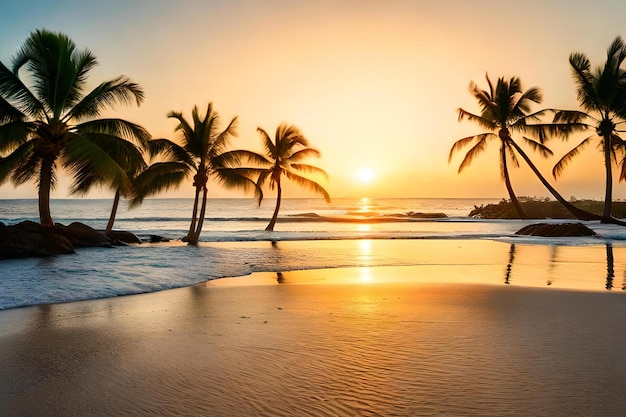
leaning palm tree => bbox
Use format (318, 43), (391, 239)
(0, 29), (148, 227)
(252, 123), (330, 231)
(450, 74), (599, 221)
(158, 103), (258, 244)
(553, 36), (626, 223)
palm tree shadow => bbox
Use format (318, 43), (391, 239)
(606, 243), (615, 290)
(504, 243), (515, 284)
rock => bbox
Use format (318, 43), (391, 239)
(55, 222), (114, 247)
(0, 221), (141, 260)
(106, 230), (142, 244)
(515, 222), (596, 237)
(0, 221), (75, 259)
(147, 235), (170, 243)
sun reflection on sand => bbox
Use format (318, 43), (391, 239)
(359, 267), (373, 283)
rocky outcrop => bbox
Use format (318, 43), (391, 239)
(106, 230), (143, 244)
(0, 221), (136, 260)
(515, 222), (596, 237)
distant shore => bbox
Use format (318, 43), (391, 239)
(469, 198), (626, 219)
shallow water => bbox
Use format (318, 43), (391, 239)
(2, 198), (626, 309)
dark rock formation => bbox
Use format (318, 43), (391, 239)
(106, 230), (142, 244)
(146, 234), (170, 243)
(0, 221), (128, 260)
(515, 222), (596, 237)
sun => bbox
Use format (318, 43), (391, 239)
(356, 167), (375, 183)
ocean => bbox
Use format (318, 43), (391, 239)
(2, 197), (626, 310)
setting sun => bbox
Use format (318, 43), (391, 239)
(356, 167), (375, 183)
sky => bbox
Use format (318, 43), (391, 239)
(2, 0), (626, 200)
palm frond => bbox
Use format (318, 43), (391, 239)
(457, 136), (489, 173)
(76, 118), (151, 146)
(457, 108), (497, 130)
(522, 136), (553, 157)
(289, 163), (329, 180)
(283, 170), (330, 202)
(0, 60), (44, 117)
(65, 76), (144, 122)
(0, 120), (32, 153)
(11, 150), (42, 187)
(213, 167), (258, 193)
(506, 143), (521, 169)
(0, 94), (26, 123)
(0, 140), (34, 185)
(62, 135), (130, 194)
(448, 133), (493, 163)
(130, 161), (188, 207)
(257, 127), (275, 158)
(552, 136), (595, 177)
(145, 138), (195, 168)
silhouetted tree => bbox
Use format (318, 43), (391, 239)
(0, 29), (148, 226)
(451, 74), (599, 220)
(156, 103), (257, 244)
(250, 123), (330, 231)
(553, 37), (626, 224)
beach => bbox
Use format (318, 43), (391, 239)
(2, 245), (626, 417)
(2, 199), (626, 416)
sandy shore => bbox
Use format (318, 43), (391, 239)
(1, 264), (625, 417)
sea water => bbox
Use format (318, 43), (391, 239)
(1, 197), (626, 309)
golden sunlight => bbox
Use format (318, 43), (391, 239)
(356, 167), (375, 183)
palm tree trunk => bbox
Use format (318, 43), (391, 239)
(508, 140), (603, 221)
(265, 182), (282, 231)
(184, 185), (201, 241)
(191, 186), (209, 244)
(38, 156), (55, 227)
(105, 189), (121, 234)
(602, 134), (613, 222)
(502, 144), (527, 219)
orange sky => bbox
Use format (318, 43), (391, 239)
(1, 0), (626, 200)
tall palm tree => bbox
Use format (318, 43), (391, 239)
(450, 74), (599, 221)
(0, 29), (147, 227)
(553, 36), (626, 223)
(158, 103), (258, 244)
(252, 123), (330, 231)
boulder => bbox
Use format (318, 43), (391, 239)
(106, 230), (142, 244)
(515, 222), (596, 237)
(0, 222), (75, 259)
(0, 221), (139, 260)
(55, 222), (114, 247)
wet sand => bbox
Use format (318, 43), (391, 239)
(1, 263), (626, 417)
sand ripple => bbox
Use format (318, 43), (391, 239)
(2, 271), (626, 416)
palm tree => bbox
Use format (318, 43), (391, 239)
(0, 29), (147, 227)
(553, 37), (626, 223)
(68, 136), (147, 234)
(159, 103), (258, 244)
(252, 123), (330, 231)
(450, 74), (599, 221)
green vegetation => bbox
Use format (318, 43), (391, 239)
(155, 103), (259, 244)
(470, 198), (626, 219)
(0, 29), (148, 227)
(553, 37), (626, 223)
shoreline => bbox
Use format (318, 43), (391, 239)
(2, 237), (625, 311)
(2, 266), (625, 416)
